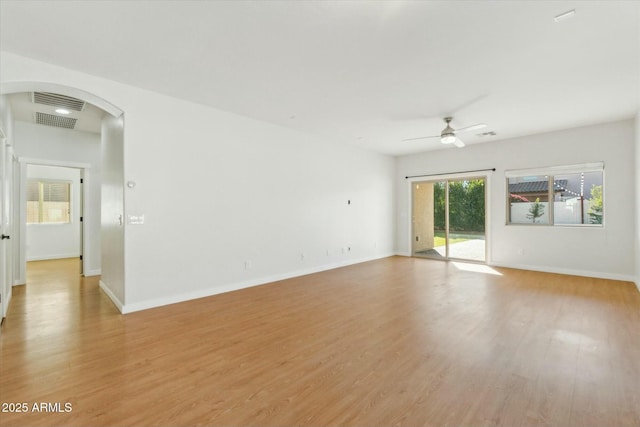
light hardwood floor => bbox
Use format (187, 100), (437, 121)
(1, 257), (639, 426)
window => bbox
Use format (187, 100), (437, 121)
(508, 175), (550, 224)
(27, 180), (71, 224)
(506, 163), (603, 226)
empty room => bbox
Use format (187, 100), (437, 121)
(1, 1), (639, 426)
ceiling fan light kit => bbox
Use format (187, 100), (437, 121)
(440, 117), (457, 144)
(441, 134), (456, 144)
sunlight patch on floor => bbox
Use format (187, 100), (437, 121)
(451, 262), (502, 276)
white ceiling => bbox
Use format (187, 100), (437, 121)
(1, 1), (638, 155)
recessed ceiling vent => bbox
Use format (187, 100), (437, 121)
(35, 112), (78, 129)
(478, 131), (497, 137)
(32, 92), (86, 111)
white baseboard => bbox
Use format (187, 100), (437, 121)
(13, 279), (26, 286)
(395, 253), (636, 284)
(84, 269), (101, 277)
(121, 252), (395, 314)
(27, 254), (80, 262)
(99, 280), (124, 313)
(489, 261), (635, 283)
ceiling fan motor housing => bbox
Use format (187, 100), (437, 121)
(441, 118), (456, 143)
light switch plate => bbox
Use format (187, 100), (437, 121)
(127, 214), (145, 225)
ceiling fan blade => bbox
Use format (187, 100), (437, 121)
(453, 138), (465, 148)
(454, 123), (487, 134)
(401, 135), (440, 142)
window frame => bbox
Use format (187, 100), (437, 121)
(505, 162), (604, 227)
(26, 179), (73, 225)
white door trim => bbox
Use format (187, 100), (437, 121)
(18, 157), (92, 280)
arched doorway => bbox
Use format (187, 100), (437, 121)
(0, 82), (125, 316)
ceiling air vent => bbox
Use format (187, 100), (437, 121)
(35, 112), (78, 129)
(477, 131), (497, 137)
(32, 92), (86, 111)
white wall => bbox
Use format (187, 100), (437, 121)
(100, 115), (124, 306)
(120, 87), (395, 312)
(635, 20), (640, 293)
(25, 165), (81, 261)
(0, 95), (14, 143)
(12, 121), (101, 279)
(1, 52), (396, 313)
(396, 119), (636, 281)
(635, 112), (640, 292)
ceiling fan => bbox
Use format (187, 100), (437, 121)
(403, 117), (487, 148)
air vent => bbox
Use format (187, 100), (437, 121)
(32, 92), (86, 111)
(35, 112), (77, 129)
(477, 131), (497, 137)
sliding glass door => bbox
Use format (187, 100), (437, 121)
(412, 177), (486, 262)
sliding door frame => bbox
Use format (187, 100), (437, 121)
(407, 171), (491, 263)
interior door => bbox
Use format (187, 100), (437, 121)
(79, 170), (84, 275)
(0, 131), (13, 319)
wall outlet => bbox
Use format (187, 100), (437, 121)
(244, 260), (252, 270)
(517, 248), (525, 256)
(300, 252), (305, 261)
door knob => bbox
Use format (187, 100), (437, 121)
(1, 234), (10, 240)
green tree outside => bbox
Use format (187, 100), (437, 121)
(526, 198), (545, 223)
(588, 185), (603, 224)
(433, 179), (485, 232)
